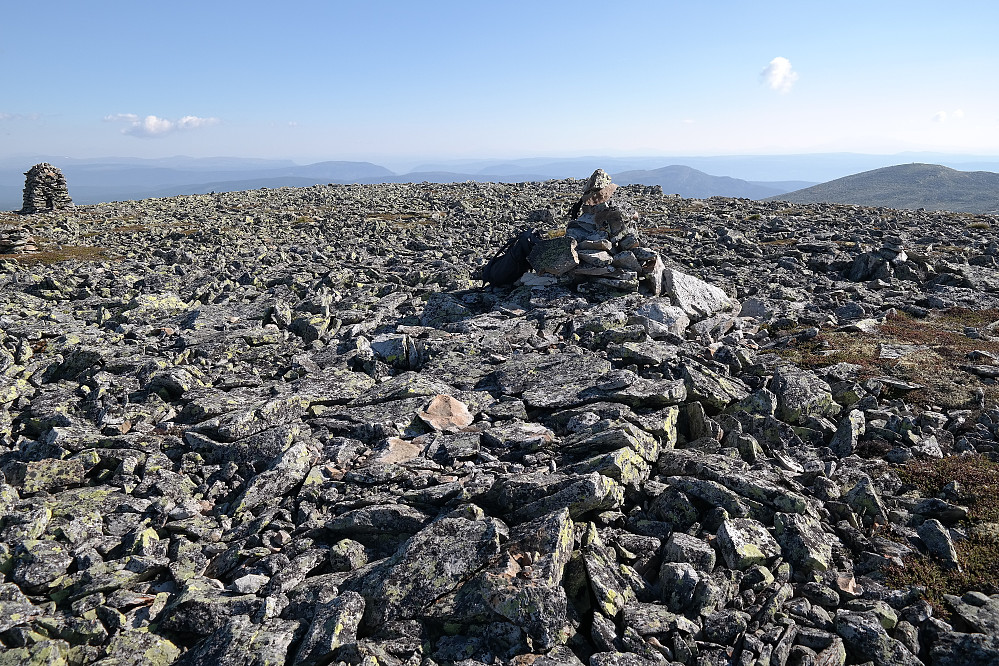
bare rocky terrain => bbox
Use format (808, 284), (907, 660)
(2, 178), (999, 666)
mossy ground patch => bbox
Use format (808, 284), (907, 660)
(883, 454), (999, 617)
(776, 309), (999, 409)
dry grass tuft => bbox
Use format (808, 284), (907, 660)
(0, 245), (116, 264)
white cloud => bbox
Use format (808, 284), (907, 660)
(0, 112), (41, 121)
(932, 109), (965, 123)
(104, 113), (219, 138)
(761, 56), (799, 93)
(177, 115), (219, 130)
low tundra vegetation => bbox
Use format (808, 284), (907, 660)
(884, 454), (999, 616)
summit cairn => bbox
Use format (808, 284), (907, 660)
(21, 162), (73, 214)
(528, 169), (666, 295)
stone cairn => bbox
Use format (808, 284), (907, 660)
(0, 227), (38, 254)
(21, 162), (73, 214)
(526, 169), (666, 295)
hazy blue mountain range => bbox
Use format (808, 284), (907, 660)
(2, 153), (998, 212)
(0, 156), (815, 210)
(769, 163), (999, 214)
(612, 165), (814, 199)
(404, 152), (999, 183)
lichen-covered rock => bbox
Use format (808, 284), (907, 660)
(830, 408), (866, 457)
(680, 360), (750, 411)
(662, 268), (735, 320)
(174, 615), (302, 666)
(293, 591), (365, 666)
(486, 471), (624, 523)
(11, 539), (74, 591)
(233, 441), (314, 514)
(843, 475), (889, 526)
(326, 503), (432, 537)
(944, 591), (999, 634)
(475, 508), (576, 649)
(159, 576), (264, 635)
(583, 523), (636, 617)
(99, 630), (182, 666)
(5, 458), (84, 494)
(773, 512), (833, 574)
(931, 631), (999, 666)
(358, 513), (502, 625)
(529, 236), (579, 276)
(715, 518), (781, 570)
(662, 532), (716, 572)
(835, 610), (923, 666)
(918, 518), (959, 566)
(771, 366), (841, 424)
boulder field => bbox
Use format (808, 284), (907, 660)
(1, 177), (999, 665)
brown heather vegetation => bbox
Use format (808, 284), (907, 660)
(884, 455), (999, 617)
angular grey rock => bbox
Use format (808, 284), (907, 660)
(772, 366), (841, 424)
(773, 512), (833, 574)
(369, 332), (420, 369)
(633, 297), (690, 337)
(359, 514), (502, 625)
(529, 236), (580, 276)
(662, 532), (716, 572)
(716, 518), (781, 570)
(327, 503), (431, 537)
(918, 518), (960, 566)
(931, 632), (999, 666)
(662, 268), (735, 320)
(680, 360), (750, 411)
(487, 471), (624, 522)
(175, 615), (301, 666)
(835, 610), (923, 666)
(830, 409), (866, 457)
(293, 591), (365, 666)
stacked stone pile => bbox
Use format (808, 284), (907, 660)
(0, 179), (998, 665)
(0, 226), (38, 254)
(21, 162), (73, 214)
(526, 170), (668, 296)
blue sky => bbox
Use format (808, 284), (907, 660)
(2, 0), (997, 166)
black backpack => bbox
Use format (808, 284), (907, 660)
(480, 228), (542, 286)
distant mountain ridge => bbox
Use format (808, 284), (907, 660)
(4, 154), (999, 212)
(611, 165), (815, 199)
(769, 163), (999, 214)
(0, 156), (814, 210)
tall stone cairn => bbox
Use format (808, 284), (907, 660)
(21, 162), (73, 214)
(527, 169), (667, 295)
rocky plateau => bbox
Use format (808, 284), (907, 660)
(2, 176), (999, 666)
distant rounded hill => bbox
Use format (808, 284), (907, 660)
(768, 163), (999, 214)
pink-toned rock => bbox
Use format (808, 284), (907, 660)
(373, 437), (424, 464)
(418, 394), (474, 432)
(581, 183), (618, 206)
